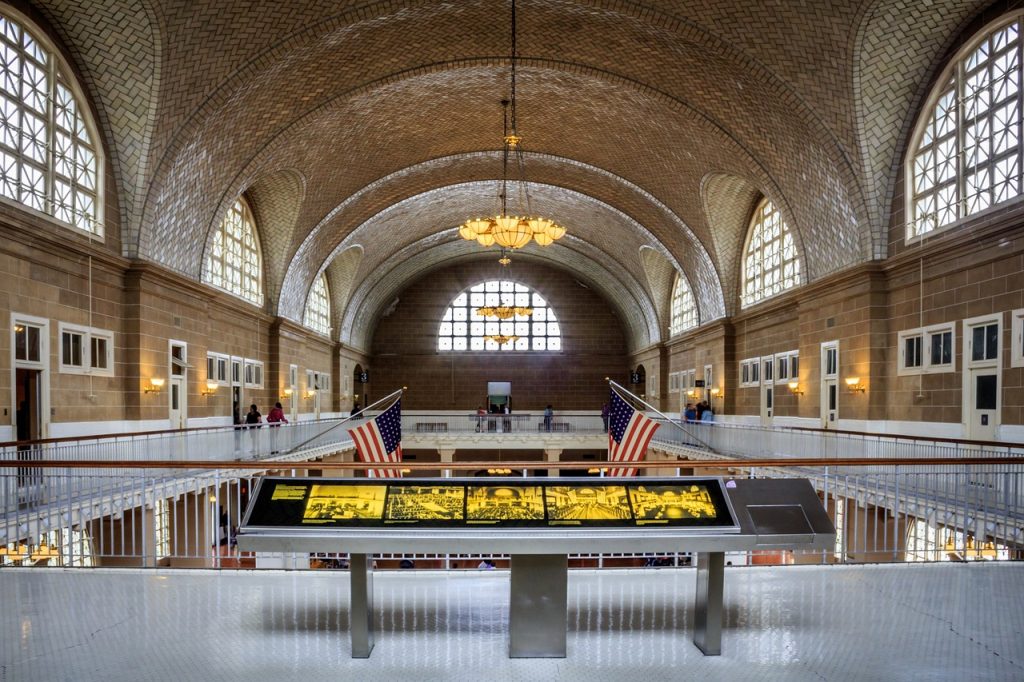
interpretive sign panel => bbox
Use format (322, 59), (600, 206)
(244, 477), (738, 530)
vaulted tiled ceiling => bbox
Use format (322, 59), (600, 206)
(37, 0), (990, 351)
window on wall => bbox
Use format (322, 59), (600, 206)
(206, 352), (228, 385)
(0, 9), (102, 235)
(304, 274), (331, 336)
(741, 198), (801, 307)
(203, 198), (264, 306)
(437, 280), (561, 352)
(898, 324), (955, 375)
(58, 322), (113, 375)
(908, 15), (1024, 240)
(243, 359), (263, 388)
(1012, 308), (1024, 368)
(669, 273), (697, 336)
(739, 358), (760, 387)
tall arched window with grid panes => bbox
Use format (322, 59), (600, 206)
(669, 273), (697, 336)
(741, 198), (800, 307)
(0, 7), (101, 235)
(304, 273), (331, 336)
(908, 14), (1024, 240)
(438, 280), (561, 352)
(203, 197), (264, 306)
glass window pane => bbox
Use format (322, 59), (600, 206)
(976, 374), (998, 410)
(985, 323), (999, 359)
(973, 326), (986, 361)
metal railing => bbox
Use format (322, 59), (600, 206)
(400, 412), (605, 435)
(1, 458), (1020, 569)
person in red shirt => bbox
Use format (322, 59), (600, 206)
(267, 401), (288, 453)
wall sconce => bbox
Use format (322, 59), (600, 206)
(304, 389), (316, 400)
(787, 381), (804, 395)
(686, 389), (698, 398)
(201, 380), (219, 396)
(710, 387), (722, 399)
(281, 388), (294, 400)
(144, 377), (165, 394)
(845, 376), (866, 393)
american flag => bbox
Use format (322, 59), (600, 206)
(607, 389), (660, 477)
(347, 397), (403, 478)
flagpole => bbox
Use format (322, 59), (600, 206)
(608, 380), (714, 452)
(286, 387), (404, 454)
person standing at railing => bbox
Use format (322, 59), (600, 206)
(267, 401), (288, 453)
(503, 405), (512, 433)
(476, 406), (486, 432)
(601, 402), (609, 433)
(245, 404), (262, 456)
(683, 403), (697, 422)
(544, 404), (553, 432)
(700, 403), (715, 423)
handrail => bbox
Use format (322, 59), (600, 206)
(2, 456), (1021, 470)
(786, 425), (1022, 449)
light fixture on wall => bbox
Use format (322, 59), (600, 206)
(144, 377), (165, 394)
(201, 380), (219, 397)
(281, 388), (294, 400)
(845, 376), (865, 393)
(456, 0), (567, 265)
(787, 381), (804, 395)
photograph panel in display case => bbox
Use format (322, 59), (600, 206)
(466, 485), (546, 524)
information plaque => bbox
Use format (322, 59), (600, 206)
(244, 477), (738, 530)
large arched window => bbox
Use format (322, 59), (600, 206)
(908, 15), (1023, 240)
(0, 8), (101, 235)
(741, 198), (800, 308)
(438, 280), (561, 352)
(669, 273), (697, 336)
(304, 273), (330, 336)
(203, 198), (264, 306)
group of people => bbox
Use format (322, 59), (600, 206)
(683, 400), (714, 423)
(233, 401), (290, 455)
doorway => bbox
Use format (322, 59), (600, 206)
(760, 356), (774, 426)
(821, 341), (838, 428)
(963, 315), (1001, 440)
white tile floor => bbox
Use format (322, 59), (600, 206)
(1, 563), (1022, 681)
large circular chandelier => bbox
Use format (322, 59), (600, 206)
(457, 0), (566, 260)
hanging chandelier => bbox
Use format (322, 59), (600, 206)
(457, 0), (567, 261)
(476, 304), (533, 320)
(483, 334), (519, 346)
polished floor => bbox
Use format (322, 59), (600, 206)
(1, 563), (1022, 681)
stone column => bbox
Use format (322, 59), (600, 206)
(544, 448), (562, 478)
(438, 449), (456, 478)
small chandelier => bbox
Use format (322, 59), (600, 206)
(457, 0), (566, 262)
(483, 334), (519, 346)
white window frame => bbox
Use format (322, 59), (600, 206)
(243, 358), (264, 388)
(773, 350), (799, 384)
(1011, 308), (1024, 368)
(898, 323), (956, 376)
(206, 352), (229, 385)
(822, 342), (839, 379)
(739, 358), (761, 388)
(668, 371), (681, 394)
(57, 322), (113, 376)
(963, 314), (1003, 368)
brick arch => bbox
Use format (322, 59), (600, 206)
(638, 246), (677, 335)
(135, 2), (868, 295)
(342, 235), (657, 353)
(243, 168), (306, 313)
(853, 0), (990, 256)
(34, 0), (161, 250)
(323, 245), (363, 339)
(279, 150), (726, 322)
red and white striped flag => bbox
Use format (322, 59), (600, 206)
(607, 389), (660, 477)
(347, 398), (403, 478)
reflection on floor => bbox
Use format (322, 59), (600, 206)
(1, 563), (1022, 681)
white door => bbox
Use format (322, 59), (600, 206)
(821, 342), (838, 428)
(169, 377), (185, 429)
(760, 356), (774, 425)
(169, 341), (188, 429)
(964, 316), (1001, 440)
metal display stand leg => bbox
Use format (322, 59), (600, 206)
(349, 553), (375, 658)
(509, 554), (567, 658)
(693, 551), (724, 655)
